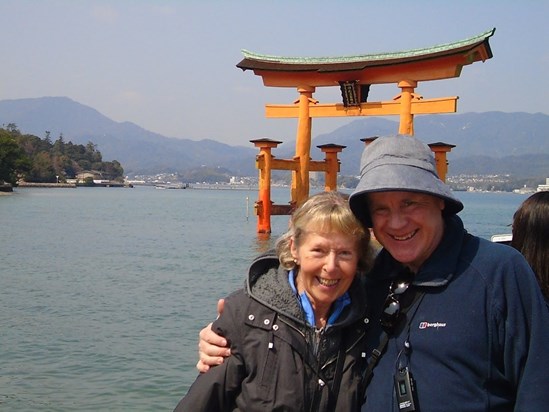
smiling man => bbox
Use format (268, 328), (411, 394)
(348, 135), (549, 411)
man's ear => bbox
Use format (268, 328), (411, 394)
(438, 198), (446, 212)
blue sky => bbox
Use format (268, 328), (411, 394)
(0, 0), (547, 146)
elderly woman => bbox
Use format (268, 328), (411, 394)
(174, 191), (374, 411)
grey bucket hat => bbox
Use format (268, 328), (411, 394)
(349, 135), (464, 227)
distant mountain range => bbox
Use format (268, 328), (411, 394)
(0, 96), (547, 178)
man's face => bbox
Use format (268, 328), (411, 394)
(368, 191), (445, 273)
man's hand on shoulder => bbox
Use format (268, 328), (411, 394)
(196, 299), (231, 373)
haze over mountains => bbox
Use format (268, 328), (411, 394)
(0, 96), (547, 178)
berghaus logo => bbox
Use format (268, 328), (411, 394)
(419, 321), (447, 329)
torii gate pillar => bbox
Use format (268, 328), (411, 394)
(293, 86), (316, 207)
(397, 80), (418, 135)
(318, 143), (345, 192)
(250, 138), (282, 233)
(428, 142), (456, 182)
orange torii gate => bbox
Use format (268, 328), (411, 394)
(238, 28), (495, 233)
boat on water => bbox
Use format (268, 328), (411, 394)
(0, 182), (13, 192)
(491, 233), (512, 245)
(154, 183), (189, 190)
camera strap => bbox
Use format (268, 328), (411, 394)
(361, 289), (425, 399)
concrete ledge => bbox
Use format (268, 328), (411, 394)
(17, 182), (77, 188)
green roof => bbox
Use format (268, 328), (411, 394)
(240, 28), (495, 65)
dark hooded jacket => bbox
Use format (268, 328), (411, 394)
(175, 252), (370, 411)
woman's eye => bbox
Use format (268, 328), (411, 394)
(338, 251), (354, 261)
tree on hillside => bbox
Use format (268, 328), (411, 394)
(0, 129), (31, 185)
(101, 160), (124, 180)
(27, 151), (56, 182)
(52, 134), (65, 155)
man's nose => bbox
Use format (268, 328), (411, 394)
(387, 211), (407, 229)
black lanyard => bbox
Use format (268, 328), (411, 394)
(361, 289), (425, 398)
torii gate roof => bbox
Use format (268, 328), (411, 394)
(237, 28), (495, 87)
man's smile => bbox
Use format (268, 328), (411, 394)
(391, 229), (418, 241)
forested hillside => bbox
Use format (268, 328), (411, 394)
(0, 125), (124, 185)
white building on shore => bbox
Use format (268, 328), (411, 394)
(536, 178), (549, 192)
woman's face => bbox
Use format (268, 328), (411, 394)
(291, 229), (359, 318)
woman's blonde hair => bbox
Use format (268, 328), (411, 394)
(275, 191), (373, 273)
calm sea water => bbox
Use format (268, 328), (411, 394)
(1, 186), (527, 411)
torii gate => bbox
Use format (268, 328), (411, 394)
(238, 28), (495, 232)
